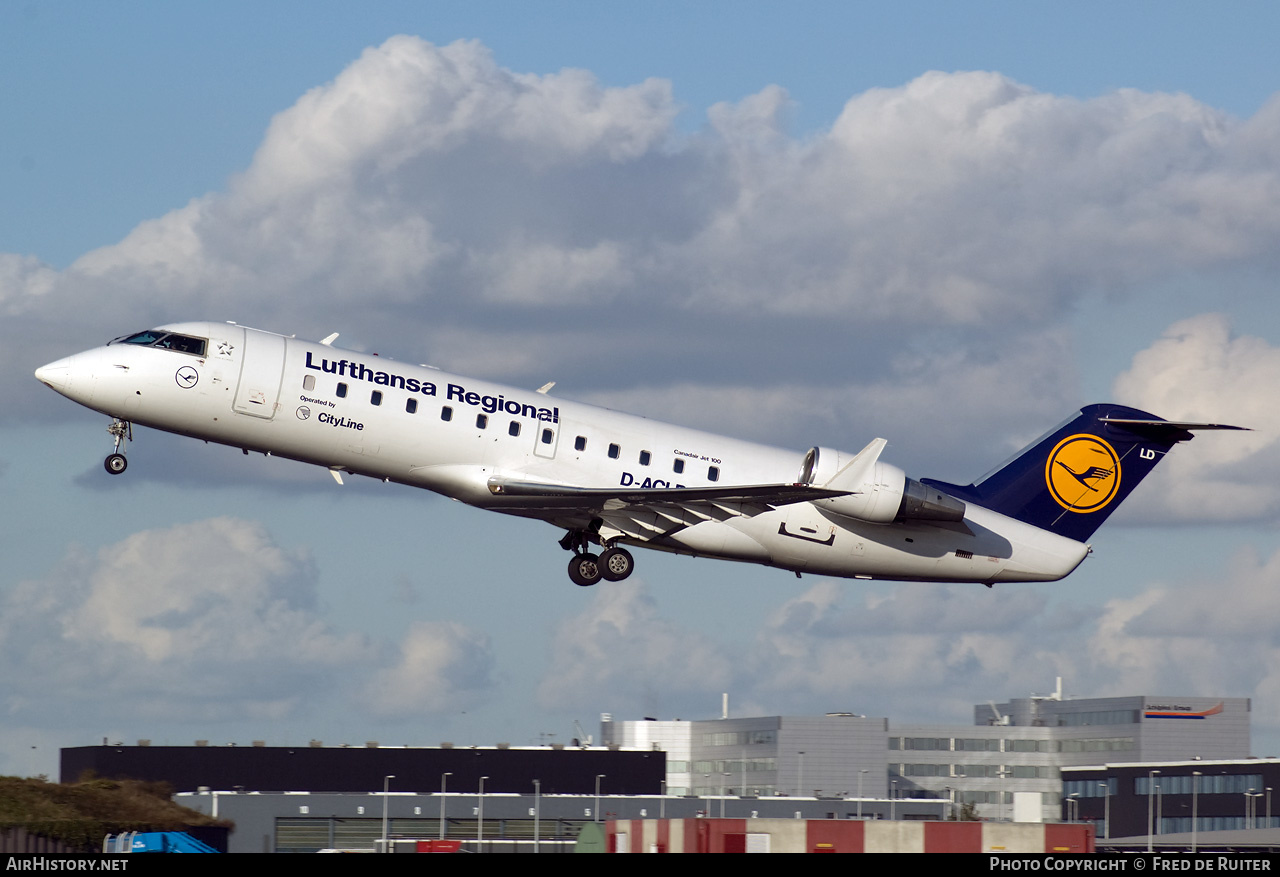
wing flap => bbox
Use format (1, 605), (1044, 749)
(489, 477), (844, 545)
(486, 477), (845, 508)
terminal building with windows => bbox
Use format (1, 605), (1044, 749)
(1062, 758), (1280, 842)
(602, 686), (1250, 822)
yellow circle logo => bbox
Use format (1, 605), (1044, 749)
(1045, 434), (1121, 513)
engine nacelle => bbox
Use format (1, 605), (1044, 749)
(816, 457), (909, 523)
(799, 444), (966, 524)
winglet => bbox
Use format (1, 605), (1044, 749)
(320, 333), (339, 347)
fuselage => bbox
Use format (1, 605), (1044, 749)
(35, 321), (1090, 585)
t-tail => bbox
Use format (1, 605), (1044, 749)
(921, 404), (1247, 543)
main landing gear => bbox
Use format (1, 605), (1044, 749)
(104, 418), (132, 475)
(560, 529), (634, 586)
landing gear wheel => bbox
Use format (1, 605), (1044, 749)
(104, 453), (128, 475)
(568, 553), (603, 587)
(599, 547), (634, 582)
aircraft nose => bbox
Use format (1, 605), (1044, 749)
(34, 355), (77, 394)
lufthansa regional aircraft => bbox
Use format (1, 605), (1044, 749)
(35, 322), (1244, 587)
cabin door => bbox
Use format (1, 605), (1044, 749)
(233, 329), (286, 419)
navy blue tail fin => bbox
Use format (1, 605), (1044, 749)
(921, 404), (1237, 542)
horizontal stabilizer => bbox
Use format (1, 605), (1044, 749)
(1099, 417), (1250, 438)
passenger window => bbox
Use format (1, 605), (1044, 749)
(575, 436), (587, 452)
(406, 398), (417, 414)
(639, 450), (651, 466)
(476, 414), (488, 429)
(303, 375), (315, 391)
(336, 383), (348, 398)
(673, 459), (685, 474)
(508, 421), (521, 437)
(441, 406), (453, 422)
(708, 466), (720, 482)
(371, 391), (382, 406)
(542, 428), (554, 445)
(608, 443), (620, 459)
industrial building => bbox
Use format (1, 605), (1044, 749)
(61, 741), (662, 796)
(1062, 757), (1280, 843)
(58, 682), (1253, 851)
(602, 685), (1250, 822)
(175, 788), (946, 853)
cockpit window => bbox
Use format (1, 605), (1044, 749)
(111, 330), (207, 357)
(114, 330), (168, 346)
(156, 334), (207, 355)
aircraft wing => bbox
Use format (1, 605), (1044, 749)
(487, 477), (850, 545)
(487, 477), (846, 509)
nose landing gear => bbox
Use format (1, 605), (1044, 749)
(104, 419), (132, 475)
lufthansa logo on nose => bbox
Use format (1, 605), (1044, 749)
(1045, 434), (1121, 513)
(175, 366), (199, 389)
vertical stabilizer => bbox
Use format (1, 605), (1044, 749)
(921, 404), (1238, 542)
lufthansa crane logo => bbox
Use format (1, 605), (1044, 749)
(174, 366), (199, 389)
(1045, 434), (1121, 513)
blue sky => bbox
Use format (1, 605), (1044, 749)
(4, 2), (1280, 779)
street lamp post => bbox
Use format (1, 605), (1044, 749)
(381, 775), (395, 854)
(439, 772), (452, 840)
(1100, 782), (1111, 841)
(1191, 771), (1201, 853)
(595, 774), (606, 823)
(1147, 770), (1161, 853)
(533, 779), (540, 854)
(857, 770), (867, 820)
(1157, 781), (1163, 836)
(478, 776), (488, 851)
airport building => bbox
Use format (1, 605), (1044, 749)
(1062, 758), (1280, 843)
(56, 682), (1253, 851)
(602, 686), (1250, 823)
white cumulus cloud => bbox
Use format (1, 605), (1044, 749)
(1113, 313), (1280, 522)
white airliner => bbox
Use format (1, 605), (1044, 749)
(34, 321), (1244, 587)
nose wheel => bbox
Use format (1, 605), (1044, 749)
(104, 419), (133, 475)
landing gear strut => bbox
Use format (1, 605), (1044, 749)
(559, 529), (635, 585)
(104, 419), (132, 475)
